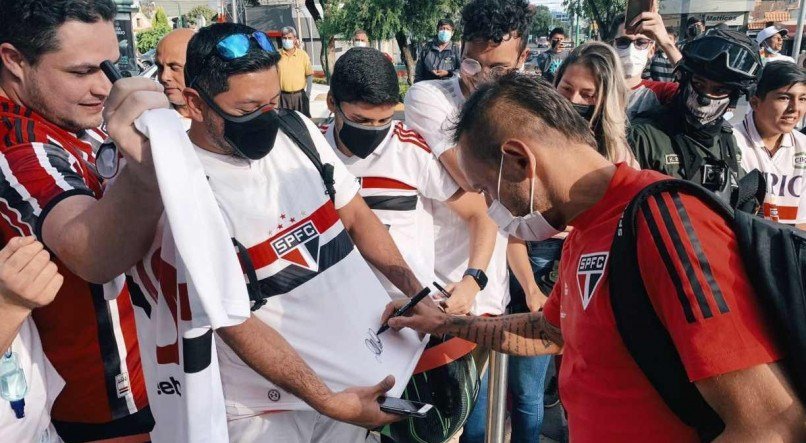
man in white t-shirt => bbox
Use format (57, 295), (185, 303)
(0, 237), (64, 443)
(131, 23), (427, 443)
(757, 26), (796, 66)
(326, 47), (498, 302)
(734, 61), (806, 226)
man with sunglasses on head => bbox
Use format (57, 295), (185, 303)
(611, 13), (682, 120)
(152, 23), (431, 442)
(629, 30), (761, 203)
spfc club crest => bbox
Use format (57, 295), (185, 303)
(576, 252), (609, 310)
(271, 221), (321, 272)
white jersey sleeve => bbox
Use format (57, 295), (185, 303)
(417, 147), (460, 202)
(299, 113), (360, 209)
(404, 80), (460, 158)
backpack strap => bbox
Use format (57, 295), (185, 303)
(277, 110), (337, 202)
(609, 179), (732, 441)
(231, 238), (266, 311)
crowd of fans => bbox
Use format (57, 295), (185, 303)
(0, 0), (804, 442)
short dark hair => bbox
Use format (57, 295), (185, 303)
(549, 27), (565, 39)
(0, 0), (116, 67)
(613, 13), (626, 32)
(687, 16), (703, 27)
(461, 0), (535, 52)
(452, 72), (596, 164)
(438, 18), (454, 30)
(755, 62), (806, 99)
(331, 47), (399, 106)
(185, 23), (281, 98)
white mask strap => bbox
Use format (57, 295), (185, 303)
(496, 153), (504, 197)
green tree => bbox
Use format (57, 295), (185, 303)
(185, 5), (216, 26)
(564, 0), (625, 40)
(136, 6), (171, 53)
(531, 5), (553, 40)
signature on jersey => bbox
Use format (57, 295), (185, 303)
(365, 328), (384, 362)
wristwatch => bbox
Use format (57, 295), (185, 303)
(463, 268), (488, 290)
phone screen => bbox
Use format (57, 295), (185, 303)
(379, 397), (434, 418)
(625, 0), (656, 34)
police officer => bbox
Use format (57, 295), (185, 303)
(629, 30), (761, 202)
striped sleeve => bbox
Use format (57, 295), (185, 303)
(634, 191), (782, 381)
(0, 142), (93, 238)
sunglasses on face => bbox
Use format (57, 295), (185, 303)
(614, 37), (653, 50)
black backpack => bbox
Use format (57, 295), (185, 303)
(609, 178), (806, 441)
(232, 109), (338, 311)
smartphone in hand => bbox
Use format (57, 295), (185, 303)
(379, 397), (433, 418)
(625, 0), (656, 34)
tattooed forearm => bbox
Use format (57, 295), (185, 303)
(441, 312), (563, 356)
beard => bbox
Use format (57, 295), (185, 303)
(201, 107), (236, 155)
(499, 176), (533, 217)
(25, 75), (101, 133)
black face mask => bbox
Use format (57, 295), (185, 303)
(687, 24), (703, 39)
(198, 88), (280, 160)
(572, 103), (595, 122)
(337, 110), (392, 159)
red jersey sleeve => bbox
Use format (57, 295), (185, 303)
(0, 142), (94, 238)
(543, 276), (562, 328)
(643, 80), (680, 105)
(634, 191), (782, 381)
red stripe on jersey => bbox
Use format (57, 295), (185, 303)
(245, 202), (341, 270)
(762, 202), (798, 221)
(393, 124), (431, 153)
(361, 176), (416, 190)
(135, 261), (159, 302)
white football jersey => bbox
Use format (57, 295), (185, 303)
(735, 110), (806, 225)
(405, 79), (511, 315)
(326, 121), (459, 298)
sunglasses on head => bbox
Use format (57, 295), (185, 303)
(614, 37), (653, 50)
(216, 32), (276, 60)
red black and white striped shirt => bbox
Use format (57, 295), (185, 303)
(0, 97), (151, 441)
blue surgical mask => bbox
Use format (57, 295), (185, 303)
(282, 38), (295, 50)
(438, 30), (453, 43)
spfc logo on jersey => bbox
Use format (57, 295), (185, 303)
(577, 252), (609, 310)
(271, 221), (321, 272)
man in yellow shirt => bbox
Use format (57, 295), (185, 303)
(278, 26), (313, 116)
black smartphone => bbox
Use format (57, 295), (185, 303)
(625, 0), (656, 34)
(379, 397), (433, 418)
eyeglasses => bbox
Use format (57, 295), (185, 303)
(460, 58), (513, 79)
(614, 37), (653, 50)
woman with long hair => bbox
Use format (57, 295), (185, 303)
(554, 41), (639, 167)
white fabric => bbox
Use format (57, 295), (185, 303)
(763, 53), (796, 65)
(0, 319), (64, 443)
(627, 84), (662, 120)
(227, 410), (378, 443)
(326, 121), (459, 298)
(734, 109), (806, 224)
(192, 113), (427, 416)
(405, 79), (510, 316)
(126, 109), (252, 442)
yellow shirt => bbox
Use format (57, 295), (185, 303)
(277, 48), (313, 92)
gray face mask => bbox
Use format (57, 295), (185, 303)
(683, 82), (730, 127)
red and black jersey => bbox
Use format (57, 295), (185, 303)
(0, 97), (151, 441)
(543, 163), (781, 442)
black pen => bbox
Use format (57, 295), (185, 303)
(100, 60), (123, 83)
(433, 281), (451, 299)
(377, 286), (431, 335)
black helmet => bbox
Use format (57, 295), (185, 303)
(678, 29), (761, 94)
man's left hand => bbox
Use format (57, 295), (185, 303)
(441, 276), (480, 315)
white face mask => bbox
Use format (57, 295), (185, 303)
(354, 41), (369, 48)
(616, 44), (649, 78)
(486, 155), (561, 242)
